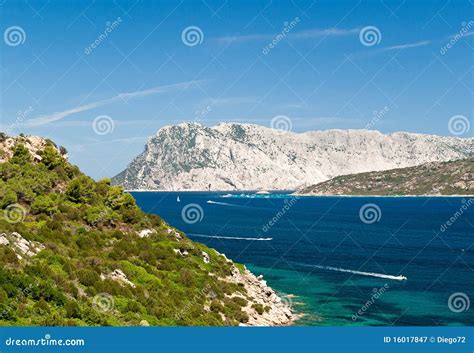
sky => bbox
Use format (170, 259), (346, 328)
(0, 0), (473, 179)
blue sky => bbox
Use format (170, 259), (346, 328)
(0, 0), (473, 178)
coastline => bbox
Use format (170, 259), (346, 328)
(292, 194), (474, 197)
(126, 189), (473, 198)
(216, 250), (299, 326)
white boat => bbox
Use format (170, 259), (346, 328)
(177, 196), (180, 202)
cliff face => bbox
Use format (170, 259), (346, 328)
(112, 123), (474, 191)
(296, 158), (474, 196)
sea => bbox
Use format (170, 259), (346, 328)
(131, 191), (474, 326)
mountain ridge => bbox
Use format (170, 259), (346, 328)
(112, 122), (474, 191)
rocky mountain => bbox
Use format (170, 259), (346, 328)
(112, 123), (474, 191)
(0, 134), (294, 326)
(295, 158), (474, 196)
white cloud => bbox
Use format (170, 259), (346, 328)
(216, 27), (360, 44)
(27, 80), (204, 126)
(382, 40), (431, 51)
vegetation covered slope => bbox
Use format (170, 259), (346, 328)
(296, 158), (474, 196)
(0, 135), (278, 326)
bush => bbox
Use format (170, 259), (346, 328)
(252, 303), (264, 315)
(65, 300), (82, 319)
(65, 176), (96, 203)
(77, 269), (100, 287)
(31, 194), (59, 215)
(10, 143), (31, 165)
(40, 146), (63, 170)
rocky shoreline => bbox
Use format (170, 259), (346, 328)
(224, 262), (299, 326)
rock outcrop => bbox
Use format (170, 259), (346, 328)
(100, 269), (136, 288)
(0, 232), (44, 259)
(225, 265), (296, 326)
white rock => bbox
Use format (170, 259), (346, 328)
(102, 269), (136, 288)
(138, 229), (156, 238)
(202, 251), (210, 264)
(0, 235), (10, 246)
(112, 122), (473, 191)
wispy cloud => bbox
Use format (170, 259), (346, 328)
(381, 40), (431, 51)
(199, 96), (258, 107)
(27, 81), (203, 126)
(216, 27), (360, 44)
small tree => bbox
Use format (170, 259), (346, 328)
(10, 143), (31, 165)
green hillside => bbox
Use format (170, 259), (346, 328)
(0, 135), (282, 326)
(296, 158), (474, 196)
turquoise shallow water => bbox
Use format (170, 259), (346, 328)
(132, 192), (474, 326)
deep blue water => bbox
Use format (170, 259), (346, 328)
(131, 192), (474, 326)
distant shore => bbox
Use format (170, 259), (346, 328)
(126, 189), (473, 197)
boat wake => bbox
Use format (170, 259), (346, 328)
(206, 200), (243, 207)
(291, 262), (407, 281)
(188, 233), (273, 241)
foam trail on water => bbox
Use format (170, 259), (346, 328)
(206, 200), (243, 207)
(188, 233), (272, 241)
(292, 262), (407, 281)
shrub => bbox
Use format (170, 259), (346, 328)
(31, 194), (59, 215)
(10, 143), (31, 165)
(65, 176), (96, 203)
(77, 269), (100, 287)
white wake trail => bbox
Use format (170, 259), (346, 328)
(293, 262), (407, 281)
(188, 233), (273, 241)
(206, 200), (242, 207)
